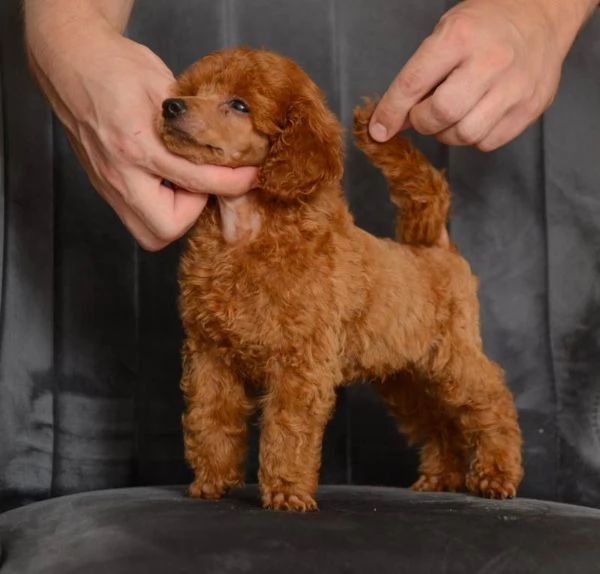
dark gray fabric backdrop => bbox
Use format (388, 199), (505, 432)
(1, 0), (599, 512)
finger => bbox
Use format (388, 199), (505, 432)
(475, 105), (539, 152)
(92, 175), (170, 250)
(105, 178), (206, 250)
(170, 188), (210, 231)
(94, 178), (170, 251)
(65, 132), (168, 249)
(150, 142), (259, 196)
(122, 170), (208, 240)
(408, 60), (495, 136)
(110, 194), (171, 251)
(369, 35), (462, 142)
(157, 157), (258, 197)
(435, 86), (513, 147)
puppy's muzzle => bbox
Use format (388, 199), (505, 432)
(162, 98), (187, 120)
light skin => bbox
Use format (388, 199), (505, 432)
(369, 0), (598, 150)
(24, 0), (597, 249)
(24, 0), (258, 251)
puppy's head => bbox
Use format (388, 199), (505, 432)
(159, 47), (343, 202)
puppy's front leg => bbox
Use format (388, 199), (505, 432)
(259, 367), (337, 512)
(181, 343), (253, 500)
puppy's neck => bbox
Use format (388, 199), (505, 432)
(216, 193), (262, 244)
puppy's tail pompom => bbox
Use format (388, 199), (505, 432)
(353, 99), (451, 250)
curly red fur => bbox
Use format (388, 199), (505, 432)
(353, 100), (452, 249)
(158, 48), (523, 512)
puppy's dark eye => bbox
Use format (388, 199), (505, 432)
(229, 98), (250, 113)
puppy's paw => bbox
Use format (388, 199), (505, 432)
(411, 472), (464, 493)
(262, 490), (318, 512)
(188, 476), (242, 500)
(466, 468), (520, 499)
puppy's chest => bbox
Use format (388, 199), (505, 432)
(181, 243), (336, 360)
(201, 276), (284, 350)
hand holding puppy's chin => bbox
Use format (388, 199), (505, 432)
(25, 3), (258, 250)
(160, 161), (258, 198)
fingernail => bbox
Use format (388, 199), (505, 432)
(370, 122), (388, 142)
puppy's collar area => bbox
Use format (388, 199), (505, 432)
(216, 194), (261, 244)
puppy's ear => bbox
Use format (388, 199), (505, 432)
(258, 94), (343, 202)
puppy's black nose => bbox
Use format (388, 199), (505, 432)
(162, 98), (186, 120)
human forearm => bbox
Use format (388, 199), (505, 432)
(535, 0), (598, 56)
(23, 0), (139, 131)
(574, 0), (599, 21)
(24, 0), (135, 89)
(24, 0), (134, 37)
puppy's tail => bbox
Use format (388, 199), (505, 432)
(353, 99), (452, 250)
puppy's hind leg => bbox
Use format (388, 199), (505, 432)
(377, 370), (467, 493)
(428, 342), (523, 499)
(181, 341), (253, 500)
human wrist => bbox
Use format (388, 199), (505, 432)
(566, 0), (598, 27)
(25, 3), (118, 71)
(24, 0), (132, 75)
(24, 0), (133, 36)
(536, 0), (598, 56)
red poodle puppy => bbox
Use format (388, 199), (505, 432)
(158, 47), (523, 512)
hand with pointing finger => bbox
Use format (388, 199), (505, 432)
(369, 0), (597, 151)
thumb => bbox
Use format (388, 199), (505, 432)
(152, 141), (258, 197)
(170, 189), (210, 232)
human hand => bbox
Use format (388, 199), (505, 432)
(369, 0), (597, 151)
(25, 13), (257, 250)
